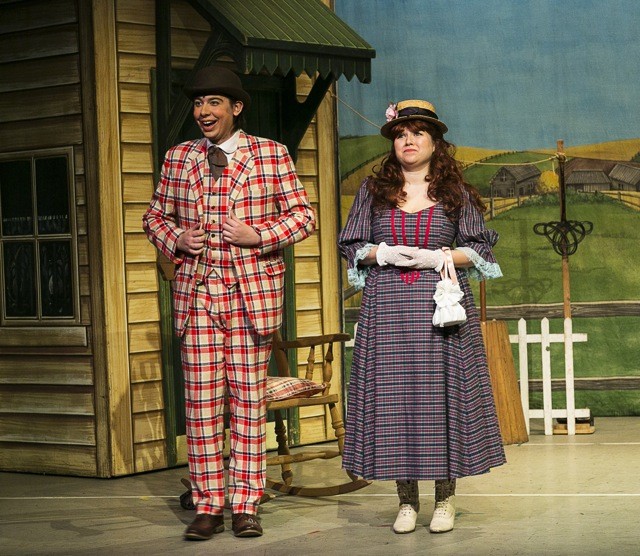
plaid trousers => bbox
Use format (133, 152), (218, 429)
(181, 277), (273, 515)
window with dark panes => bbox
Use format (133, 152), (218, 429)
(0, 150), (77, 323)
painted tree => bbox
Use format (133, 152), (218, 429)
(538, 170), (559, 194)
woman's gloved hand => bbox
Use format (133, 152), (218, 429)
(375, 242), (419, 266)
(396, 248), (446, 271)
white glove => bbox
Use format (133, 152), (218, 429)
(396, 248), (446, 271)
(375, 242), (419, 266)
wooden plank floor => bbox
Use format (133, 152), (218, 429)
(1, 416), (639, 555)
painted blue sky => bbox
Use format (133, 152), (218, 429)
(335, 0), (640, 150)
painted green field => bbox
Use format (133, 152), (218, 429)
(339, 135), (507, 185)
(462, 151), (557, 195)
(344, 195), (640, 416)
(481, 194), (640, 305)
(478, 195), (640, 415)
(339, 135), (389, 180)
(338, 135), (640, 415)
(339, 137), (640, 193)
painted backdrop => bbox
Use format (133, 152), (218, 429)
(336, 0), (640, 416)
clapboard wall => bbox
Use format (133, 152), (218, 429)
(0, 0), (99, 475)
(0, 0), (343, 477)
(114, 0), (342, 448)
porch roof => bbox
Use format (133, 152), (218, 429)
(189, 0), (375, 83)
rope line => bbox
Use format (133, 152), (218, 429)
(330, 90), (381, 130)
(464, 156), (557, 167)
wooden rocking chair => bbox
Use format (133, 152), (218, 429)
(265, 331), (370, 496)
(179, 331), (370, 508)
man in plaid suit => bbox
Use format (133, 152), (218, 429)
(143, 66), (315, 540)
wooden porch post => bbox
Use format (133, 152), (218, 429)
(89, 0), (134, 476)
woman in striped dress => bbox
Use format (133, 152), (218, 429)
(338, 99), (506, 535)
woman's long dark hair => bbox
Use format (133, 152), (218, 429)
(368, 120), (485, 220)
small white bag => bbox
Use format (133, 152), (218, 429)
(432, 247), (467, 328)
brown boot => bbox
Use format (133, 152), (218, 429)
(396, 479), (420, 511)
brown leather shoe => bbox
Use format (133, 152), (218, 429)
(184, 513), (224, 540)
(232, 513), (263, 537)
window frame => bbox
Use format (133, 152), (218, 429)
(0, 147), (80, 327)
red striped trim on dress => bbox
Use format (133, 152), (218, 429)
(390, 205), (436, 285)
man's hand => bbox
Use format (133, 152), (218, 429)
(222, 210), (261, 247)
(176, 223), (206, 255)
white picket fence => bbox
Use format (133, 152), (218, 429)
(509, 317), (589, 435)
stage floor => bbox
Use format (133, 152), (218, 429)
(1, 416), (639, 555)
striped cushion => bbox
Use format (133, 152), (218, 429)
(266, 376), (325, 401)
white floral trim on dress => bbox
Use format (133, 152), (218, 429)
(457, 247), (503, 281)
(347, 243), (377, 290)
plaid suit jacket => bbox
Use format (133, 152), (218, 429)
(143, 131), (315, 336)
